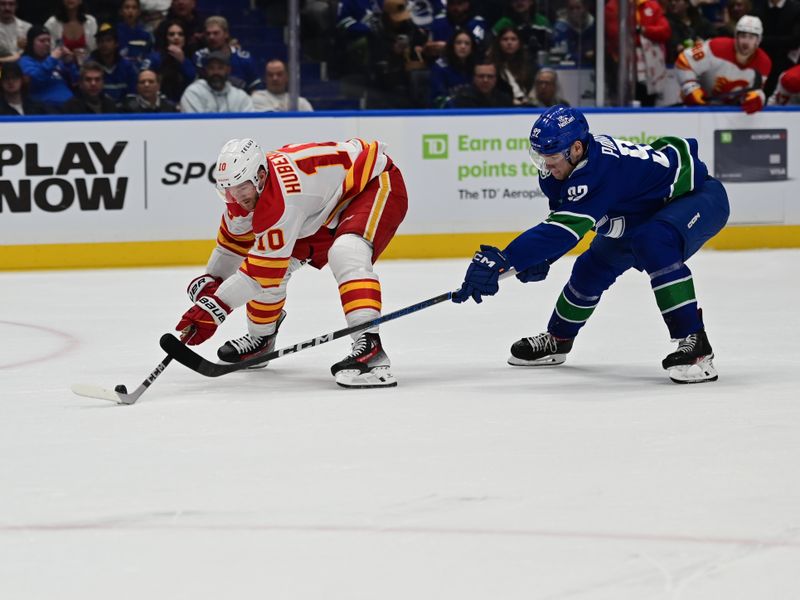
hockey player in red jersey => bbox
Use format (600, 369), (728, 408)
(176, 138), (408, 388)
(675, 15), (771, 113)
(768, 64), (800, 105)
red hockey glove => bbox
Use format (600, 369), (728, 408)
(741, 89), (765, 114)
(176, 294), (231, 346)
(187, 273), (222, 303)
(684, 87), (707, 106)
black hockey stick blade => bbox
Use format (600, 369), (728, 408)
(160, 289), (454, 377)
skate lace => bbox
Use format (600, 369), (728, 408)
(348, 335), (374, 358)
(676, 334), (699, 354)
(229, 334), (265, 354)
(526, 333), (557, 353)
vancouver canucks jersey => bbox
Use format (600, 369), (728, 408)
(504, 134), (709, 271)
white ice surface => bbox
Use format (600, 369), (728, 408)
(1, 250), (799, 599)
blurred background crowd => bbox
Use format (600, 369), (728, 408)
(1, 0), (799, 116)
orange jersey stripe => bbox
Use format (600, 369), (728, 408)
(327, 142), (380, 226)
(239, 259), (288, 288)
(339, 279), (382, 314)
(246, 299), (286, 324)
(364, 171), (391, 242)
(338, 279), (381, 294)
(342, 298), (382, 314)
(217, 220), (254, 256)
(675, 53), (691, 71)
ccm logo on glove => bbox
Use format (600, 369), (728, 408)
(474, 251), (506, 270)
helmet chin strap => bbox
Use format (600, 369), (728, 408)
(565, 140), (586, 167)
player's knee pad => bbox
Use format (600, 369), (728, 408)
(328, 234), (376, 284)
(631, 221), (683, 273)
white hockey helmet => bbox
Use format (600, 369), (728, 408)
(735, 15), (763, 39)
(213, 138), (268, 192)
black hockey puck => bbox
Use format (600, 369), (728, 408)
(114, 384), (128, 394)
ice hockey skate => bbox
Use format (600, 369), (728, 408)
(217, 311), (286, 369)
(662, 329), (718, 383)
(508, 332), (574, 366)
(331, 332), (397, 388)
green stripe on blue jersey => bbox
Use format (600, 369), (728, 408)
(555, 292), (598, 323)
(650, 137), (694, 199)
(653, 275), (696, 314)
(546, 211), (595, 241)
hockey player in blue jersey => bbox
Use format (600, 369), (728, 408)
(452, 105), (730, 383)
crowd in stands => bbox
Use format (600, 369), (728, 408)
(0, 0), (312, 115)
(1, 0), (799, 116)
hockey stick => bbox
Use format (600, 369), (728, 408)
(160, 290), (452, 377)
(159, 272), (515, 378)
(71, 329), (192, 405)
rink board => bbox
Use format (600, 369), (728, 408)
(1, 108), (799, 270)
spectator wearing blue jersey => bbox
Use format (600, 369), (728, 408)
(550, 0), (595, 65)
(193, 16), (262, 92)
(430, 0), (488, 55)
(117, 0), (153, 67)
(453, 105), (730, 384)
(141, 18), (195, 103)
(89, 23), (138, 104)
(19, 25), (76, 109)
(429, 29), (476, 107)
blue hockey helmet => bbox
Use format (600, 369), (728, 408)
(528, 105), (590, 171)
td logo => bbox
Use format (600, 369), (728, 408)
(422, 134), (448, 159)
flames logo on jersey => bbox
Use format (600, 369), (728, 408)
(713, 76), (750, 96)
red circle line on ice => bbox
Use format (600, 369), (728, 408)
(0, 320), (79, 369)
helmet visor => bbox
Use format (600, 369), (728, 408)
(528, 146), (570, 172)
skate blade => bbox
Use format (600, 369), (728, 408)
(507, 354), (567, 367)
(335, 367), (397, 389)
(667, 357), (718, 384)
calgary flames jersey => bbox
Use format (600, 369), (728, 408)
(675, 37), (771, 101)
(215, 138), (391, 291)
(769, 64), (800, 105)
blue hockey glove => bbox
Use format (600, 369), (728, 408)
(452, 245), (510, 304)
(515, 261), (550, 283)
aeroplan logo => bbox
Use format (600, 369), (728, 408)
(422, 134), (448, 159)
